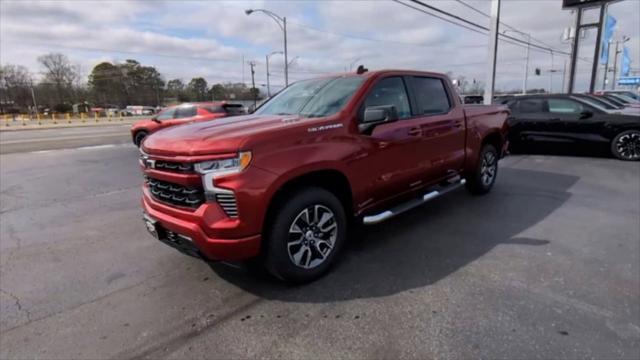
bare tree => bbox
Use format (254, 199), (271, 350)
(37, 53), (80, 103)
(0, 64), (33, 111)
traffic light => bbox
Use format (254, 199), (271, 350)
(535, 68), (541, 76)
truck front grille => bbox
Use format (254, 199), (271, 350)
(215, 193), (238, 218)
(146, 177), (204, 208)
(153, 160), (194, 173)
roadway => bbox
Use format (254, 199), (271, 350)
(0, 126), (638, 359)
(0, 124), (133, 154)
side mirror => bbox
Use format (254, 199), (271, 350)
(580, 110), (593, 119)
(359, 105), (398, 133)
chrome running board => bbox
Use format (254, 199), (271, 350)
(362, 179), (466, 225)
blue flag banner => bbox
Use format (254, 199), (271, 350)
(621, 47), (631, 77)
(600, 14), (617, 65)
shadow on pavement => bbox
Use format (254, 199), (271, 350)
(510, 141), (612, 159)
(210, 167), (579, 302)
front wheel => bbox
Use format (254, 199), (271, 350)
(134, 131), (148, 147)
(466, 144), (499, 195)
(611, 130), (640, 161)
(264, 187), (347, 283)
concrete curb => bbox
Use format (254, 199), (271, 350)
(1, 119), (139, 132)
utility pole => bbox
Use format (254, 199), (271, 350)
(567, 9), (582, 93)
(602, 39), (611, 90)
(483, 0), (501, 105)
(29, 82), (38, 120)
(562, 60), (567, 93)
(589, 5), (606, 93)
(611, 40), (620, 90)
(248, 61), (257, 109)
(265, 54), (270, 98)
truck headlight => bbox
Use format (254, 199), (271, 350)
(194, 151), (252, 178)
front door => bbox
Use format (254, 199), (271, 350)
(546, 98), (606, 143)
(351, 76), (428, 206)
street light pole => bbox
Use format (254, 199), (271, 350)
(283, 17), (288, 87)
(504, 29), (530, 95)
(266, 51), (283, 97)
(245, 9), (289, 87)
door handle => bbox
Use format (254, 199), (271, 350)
(408, 127), (422, 136)
(452, 120), (463, 128)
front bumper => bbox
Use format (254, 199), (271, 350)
(142, 192), (261, 261)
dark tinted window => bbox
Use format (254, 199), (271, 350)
(223, 104), (246, 115)
(516, 99), (546, 113)
(575, 96), (615, 110)
(548, 98), (584, 114)
(364, 77), (411, 119)
(203, 105), (224, 113)
(174, 105), (197, 118)
(412, 77), (451, 114)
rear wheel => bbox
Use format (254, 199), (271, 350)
(134, 131), (148, 147)
(611, 130), (640, 161)
(466, 144), (499, 195)
(264, 187), (347, 283)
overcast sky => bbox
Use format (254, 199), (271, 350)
(1, 0), (638, 93)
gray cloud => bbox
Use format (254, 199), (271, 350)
(1, 0), (638, 93)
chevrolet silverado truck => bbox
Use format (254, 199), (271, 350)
(140, 69), (510, 283)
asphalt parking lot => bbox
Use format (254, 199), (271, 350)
(1, 125), (639, 359)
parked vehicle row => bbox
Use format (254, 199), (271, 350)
(138, 69), (509, 283)
(503, 94), (640, 161)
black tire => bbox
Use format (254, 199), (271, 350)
(134, 131), (148, 147)
(610, 130), (640, 161)
(264, 187), (347, 283)
(466, 144), (499, 195)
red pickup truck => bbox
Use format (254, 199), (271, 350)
(140, 70), (509, 283)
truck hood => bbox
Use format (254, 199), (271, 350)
(142, 114), (302, 156)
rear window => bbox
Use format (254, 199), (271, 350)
(411, 77), (451, 114)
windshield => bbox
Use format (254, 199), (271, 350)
(611, 93), (640, 104)
(572, 96), (611, 111)
(255, 76), (364, 117)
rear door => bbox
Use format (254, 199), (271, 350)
(509, 98), (553, 142)
(408, 76), (465, 180)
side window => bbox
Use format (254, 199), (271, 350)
(155, 108), (175, 120)
(174, 106), (197, 118)
(203, 105), (224, 113)
(412, 77), (451, 114)
(516, 99), (546, 113)
(363, 77), (411, 119)
(223, 104), (246, 115)
(547, 99), (584, 114)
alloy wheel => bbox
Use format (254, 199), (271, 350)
(287, 205), (338, 269)
(480, 151), (497, 187)
(615, 131), (640, 160)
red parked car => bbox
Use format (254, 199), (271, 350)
(130, 102), (245, 146)
(139, 69), (510, 283)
